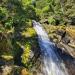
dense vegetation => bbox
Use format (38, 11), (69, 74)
(0, 0), (75, 75)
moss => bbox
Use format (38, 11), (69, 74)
(43, 24), (66, 34)
(21, 42), (31, 65)
(21, 28), (36, 37)
(1, 55), (13, 61)
(43, 24), (67, 43)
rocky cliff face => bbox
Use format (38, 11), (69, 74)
(56, 27), (75, 58)
(42, 24), (75, 75)
(43, 24), (75, 58)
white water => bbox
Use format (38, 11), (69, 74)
(33, 20), (69, 75)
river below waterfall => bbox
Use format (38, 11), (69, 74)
(33, 20), (69, 75)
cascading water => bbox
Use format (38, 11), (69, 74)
(33, 20), (69, 75)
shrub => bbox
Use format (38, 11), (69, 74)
(5, 18), (13, 29)
(48, 16), (56, 25)
(42, 6), (50, 13)
(35, 8), (43, 19)
(0, 7), (8, 21)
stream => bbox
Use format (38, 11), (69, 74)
(33, 20), (69, 75)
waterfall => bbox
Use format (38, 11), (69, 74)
(33, 20), (69, 75)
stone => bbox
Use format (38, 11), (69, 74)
(62, 36), (70, 44)
(1, 65), (12, 75)
(21, 68), (30, 75)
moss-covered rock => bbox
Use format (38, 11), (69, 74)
(43, 24), (75, 58)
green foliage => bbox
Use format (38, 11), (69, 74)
(25, 5), (36, 19)
(0, 6), (13, 29)
(0, 7), (8, 21)
(22, 0), (32, 6)
(48, 16), (56, 25)
(35, 8), (43, 19)
(21, 42), (31, 65)
(0, 0), (75, 72)
(42, 6), (50, 13)
(36, 0), (48, 9)
(5, 18), (13, 29)
(0, 0), (37, 70)
(35, 0), (75, 25)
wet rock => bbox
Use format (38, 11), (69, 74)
(56, 30), (66, 37)
(0, 58), (5, 66)
(57, 42), (75, 58)
(65, 61), (75, 75)
(56, 28), (75, 57)
(62, 36), (70, 44)
(70, 17), (75, 25)
(0, 67), (3, 75)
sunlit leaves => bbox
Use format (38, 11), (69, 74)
(21, 42), (31, 65)
(5, 18), (13, 29)
(21, 0), (32, 6)
(0, 7), (8, 21)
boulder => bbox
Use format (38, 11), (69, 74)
(62, 36), (70, 44)
(41, 19), (49, 24)
(56, 30), (66, 37)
